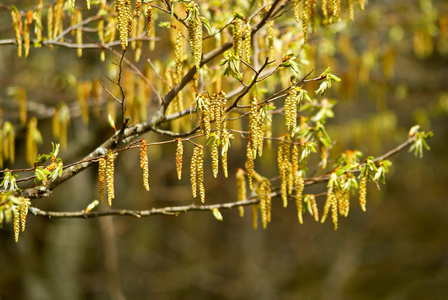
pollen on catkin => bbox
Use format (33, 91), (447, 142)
(236, 168), (246, 217)
(188, 4), (202, 72)
(98, 157), (106, 202)
(233, 17), (243, 67)
(302, 0), (310, 42)
(74, 9), (82, 57)
(140, 139), (150, 191)
(175, 139), (183, 180)
(243, 20), (251, 63)
(359, 176), (367, 211)
(190, 146), (199, 198)
(35, 0), (43, 45)
(260, 179), (272, 229)
(145, 5), (152, 37)
(116, 0), (131, 49)
(11, 9), (22, 57)
(197, 146), (205, 203)
(211, 140), (219, 178)
(106, 150), (115, 206)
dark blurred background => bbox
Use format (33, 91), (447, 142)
(1, 0), (447, 299)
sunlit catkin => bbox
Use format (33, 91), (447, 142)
(190, 146), (199, 198)
(331, 192), (338, 230)
(359, 176), (367, 211)
(74, 9), (83, 57)
(260, 179), (272, 229)
(197, 146), (205, 203)
(245, 145), (254, 190)
(285, 87), (299, 136)
(302, 0), (310, 42)
(98, 157), (106, 203)
(243, 21), (252, 63)
(116, 0), (131, 49)
(211, 140), (219, 178)
(175, 139), (183, 180)
(359, 0), (365, 10)
(293, 0), (301, 23)
(309, 194), (319, 221)
(233, 17), (243, 67)
(35, 0), (43, 45)
(236, 168), (246, 217)
(140, 139), (150, 191)
(146, 5), (152, 37)
(47, 6), (53, 42)
(54, 0), (64, 40)
(13, 206), (20, 242)
(24, 12), (31, 57)
(106, 150), (115, 206)
(349, 0), (355, 21)
(267, 20), (275, 60)
(11, 9), (22, 57)
(295, 172), (304, 224)
(188, 4), (202, 72)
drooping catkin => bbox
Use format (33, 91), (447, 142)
(11, 9), (22, 57)
(245, 145), (254, 190)
(293, 0), (301, 23)
(211, 140), (219, 178)
(285, 87), (299, 136)
(243, 21), (252, 63)
(197, 146), (205, 203)
(35, 0), (43, 46)
(98, 157), (106, 203)
(74, 9), (83, 57)
(106, 150), (115, 206)
(309, 194), (319, 221)
(233, 17), (244, 68)
(54, 0), (64, 40)
(24, 12), (31, 58)
(188, 4), (202, 72)
(190, 146), (199, 198)
(302, 0), (310, 42)
(47, 6), (53, 42)
(13, 207), (20, 242)
(175, 139), (183, 180)
(359, 176), (367, 211)
(267, 20), (275, 60)
(236, 168), (246, 217)
(145, 5), (152, 37)
(116, 0), (131, 49)
(260, 179), (272, 229)
(140, 139), (150, 191)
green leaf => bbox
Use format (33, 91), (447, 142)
(212, 208), (223, 221)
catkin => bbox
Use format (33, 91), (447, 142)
(146, 5), (152, 37)
(106, 150), (115, 206)
(197, 146), (205, 203)
(47, 6), (53, 42)
(140, 139), (150, 191)
(190, 146), (199, 198)
(236, 168), (246, 217)
(175, 139), (183, 180)
(211, 140), (219, 178)
(24, 13), (31, 58)
(11, 9), (22, 57)
(285, 88), (299, 136)
(98, 157), (106, 202)
(74, 9), (83, 57)
(14, 207), (20, 242)
(302, 0), (310, 42)
(349, 0), (355, 21)
(359, 177), (367, 211)
(243, 21), (251, 63)
(233, 18), (243, 68)
(116, 0), (131, 49)
(35, 0), (43, 46)
(267, 20), (275, 60)
(188, 4), (202, 72)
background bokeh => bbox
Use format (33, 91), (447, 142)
(1, 0), (448, 299)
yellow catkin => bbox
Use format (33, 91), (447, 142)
(190, 146), (199, 198)
(11, 9), (22, 57)
(106, 150), (115, 206)
(359, 0), (365, 10)
(175, 139), (183, 180)
(87, 0), (91, 10)
(26, 117), (42, 166)
(331, 192), (338, 230)
(197, 146), (205, 203)
(236, 168), (246, 217)
(302, 0), (310, 42)
(295, 173), (304, 224)
(24, 12), (31, 57)
(14, 206), (20, 242)
(243, 21), (251, 64)
(278, 136), (291, 207)
(322, 0), (328, 20)
(188, 4), (202, 72)
(309, 194), (319, 221)
(98, 157), (106, 202)
(221, 144), (228, 178)
(233, 18), (243, 68)
(145, 5), (152, 37)
(47, 6), (53, 42)
(136, 0), (142, 16)
(20, 198), (29, 233)
(174, 29), (184, 83)
(3, 122), (15, 164)
(54, 0), (64, 40)
(77, 81), (90, 124)
(260, 179), (272, 229)
(116, 0), (130, 49)
(285, 87), (298, 136)
(359, 176), (367, 211)
(35, 0), (43, 46)
(251, 204), (258, 230)
(293, 0), (301, 23)
(349, 0), (355, 21)
(245, 145), (254, 190)
(211, 140), (219, 178)
(140, 139), (150, 191)
(249, 96), (263, 158)
(75, 9), (83, 57)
